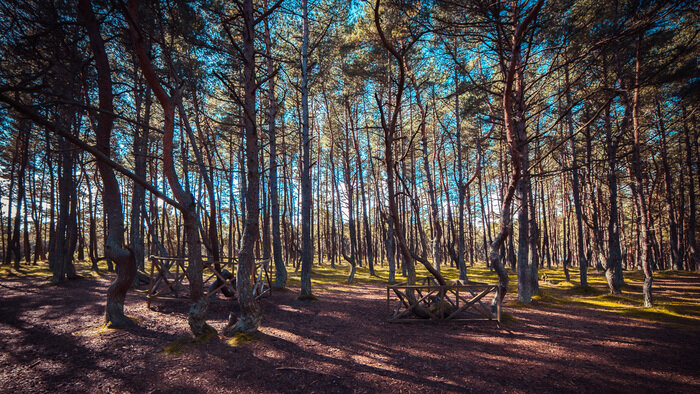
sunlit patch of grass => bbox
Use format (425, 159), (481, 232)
(1, 263), (54, 279)
(532, 292), (567, 305)
(0, 259), (113, 281)
(572, 295), (700, 327)
(529, 281), (700, 328)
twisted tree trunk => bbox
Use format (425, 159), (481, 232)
(127, 0), (211, 336)
(79, 0), (136, 328)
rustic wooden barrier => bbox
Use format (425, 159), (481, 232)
(386, 278), (502, 323)
(146, 256), (271, 308)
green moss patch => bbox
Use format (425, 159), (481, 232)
(226, 331), (260, 347)
(164, 327), (218, 355)
(164, 335), (196, 355)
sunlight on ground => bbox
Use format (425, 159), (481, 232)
(282, 258), (700, 329)
(0, 259), (111, 282)
(523, 269), (700, 328)
(3, 256), (699, 328)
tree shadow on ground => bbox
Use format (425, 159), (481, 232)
(2, 272), (699, 392)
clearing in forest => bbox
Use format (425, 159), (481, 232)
(1, 262), (699, 393)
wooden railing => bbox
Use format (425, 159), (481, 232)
(146, 256), (271, 308)
(386, 278), (502, 323)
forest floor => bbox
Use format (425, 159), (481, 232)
(1, 261), (699, 393)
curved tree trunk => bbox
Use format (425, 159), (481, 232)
(79, 0), (137, 328)
(487, 0), (544, 307)
(127, 0), (211, 336)
(374, 0), (446, 295)
(407, 67), (442, 275)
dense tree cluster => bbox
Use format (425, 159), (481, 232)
(0, 0), (697, 334)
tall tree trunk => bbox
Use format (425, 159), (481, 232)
(528, 176), (539, 295)
(514, 46), (532, 304)
(299, 0), (313, 296)
(224, 0), (262, 335)
(656, 99), (681, 270)
(408, 66), (442, 275)
(629, 36), (652, 306)
(51, 132), (72, 283)
(683, 107), (698, 271)
(80, 0), (137, 327)
(341, 102), (358, 283)
(130, 81), (151, 272)
(487, 0), (543, 307)
(565, 62), (588, 286)
(455, 71), (467, 280)
(12, 125), (29, 270)
(128, 0), (211, 336)
(350, 101), (374, 276)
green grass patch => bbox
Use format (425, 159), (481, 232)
(0, 259), (114, 281)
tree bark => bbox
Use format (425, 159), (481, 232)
(299, 0), (313, 296)
(224, 0), (263, 335)
(683, 107), (698, 271)
(565, 61), (588, 286)
(127, 0), (211, 335)
(408, 65), (442, 275)
(130, 80), (151, 272)
(656, 98), (681, 270)
(630, 37), (653, 307)
(374, 0), (446, 293)
(79, 0), (137, 328)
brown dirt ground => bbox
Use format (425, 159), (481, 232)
(1, 270), (699, 394)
